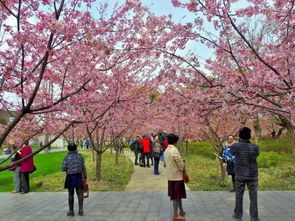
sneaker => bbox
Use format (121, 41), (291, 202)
(232, 214), (242, 221)
(11, 190), (18, 194)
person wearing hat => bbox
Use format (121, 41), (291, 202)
(230, 127), (260, 221)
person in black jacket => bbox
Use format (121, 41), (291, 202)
(230, 127), (260, 221)
(130, 136), (142, 166)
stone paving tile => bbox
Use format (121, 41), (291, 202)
(0, 191), (295, 221)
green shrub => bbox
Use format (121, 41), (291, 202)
(258, 152), (283, 168)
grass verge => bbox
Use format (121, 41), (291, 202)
(0, 150), (133, 192)
(182, 139), (295, 191)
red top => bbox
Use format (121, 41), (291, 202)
(163, 139), (169, 150)
(141, 138), (151, 153)
(20, 145), (34, 173)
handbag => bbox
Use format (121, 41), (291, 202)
(183, 171), (189, 183)
(83, 180), (89, 198)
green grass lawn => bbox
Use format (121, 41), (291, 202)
(0, 150), (133, 192)
(182, 139), (295, 191)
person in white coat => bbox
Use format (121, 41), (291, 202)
(165, 133), (186, 221)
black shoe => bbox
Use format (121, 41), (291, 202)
(78, 210), (83, 216)
(67, 211), (74, 216)
(232, 214), (242, 221)
(20, 191), (29, 194)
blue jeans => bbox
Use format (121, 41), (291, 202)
(234, 176), (258, 220)
(154, 157), (160, 174)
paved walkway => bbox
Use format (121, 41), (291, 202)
(124, 151), (190, 192)
(0, 191), (294, 221)
(1, 151), (295, 220)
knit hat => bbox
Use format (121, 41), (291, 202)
(239, 127), (251, 140)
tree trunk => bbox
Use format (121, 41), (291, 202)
(96, 151), (102, 181)
(218, 157), (226, 184)
(278, 116), (295, 153)
(44, 135), (51, 153)
(91, 148), (95, 162)
(115, 148), (119, 165)
(185, 140), (189, 156)
(253, 116), (262, 144)
(285, 124), (295, 153)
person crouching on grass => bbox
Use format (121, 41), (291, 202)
(62, 143), (87, 216)
(165, 133), (186, 221)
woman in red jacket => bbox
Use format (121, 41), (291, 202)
(18, 142), (35, 193)
(140, 135), (151, 167)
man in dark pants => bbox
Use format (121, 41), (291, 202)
(230, 127), (260, 221)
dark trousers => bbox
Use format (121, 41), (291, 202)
(142, 153), (150, 167)
(134, 150), (140, 165)
(20, 172), (30, 193)
(234, 176), (258, 220)
(153, 157), (160, 174)
(231, 174), (236, 190)
(68, 187), (84, 212)
(150, 153), (154, 165)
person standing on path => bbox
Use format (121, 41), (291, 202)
(165, 133), (186, 221)
(62, 143), (87, 216)
(19, 142), (35, 194)
(140, 135), (151, 167)
(10, 145), (21, 193)
(130, 136), (142, 166)
(231, 127), (260, 221)
(153, 136), (162, 175)
(222, 135), (236, 192)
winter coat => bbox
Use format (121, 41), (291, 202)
(131, 140), (142, 153)
(153, 142), (162, 158)
(163, 139), (169, 150)
(230, 139), (260, 177)
(19, 145), (35, 173)
(141, 138), (151, 153)
(165, 144), (185, 181)
(62, 151), (87, 177)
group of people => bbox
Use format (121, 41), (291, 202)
(129, 132), (168, 175)
(7, 126), (260, 221)
(163, 127), (260, 221)
(9, 142), (36, 194)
